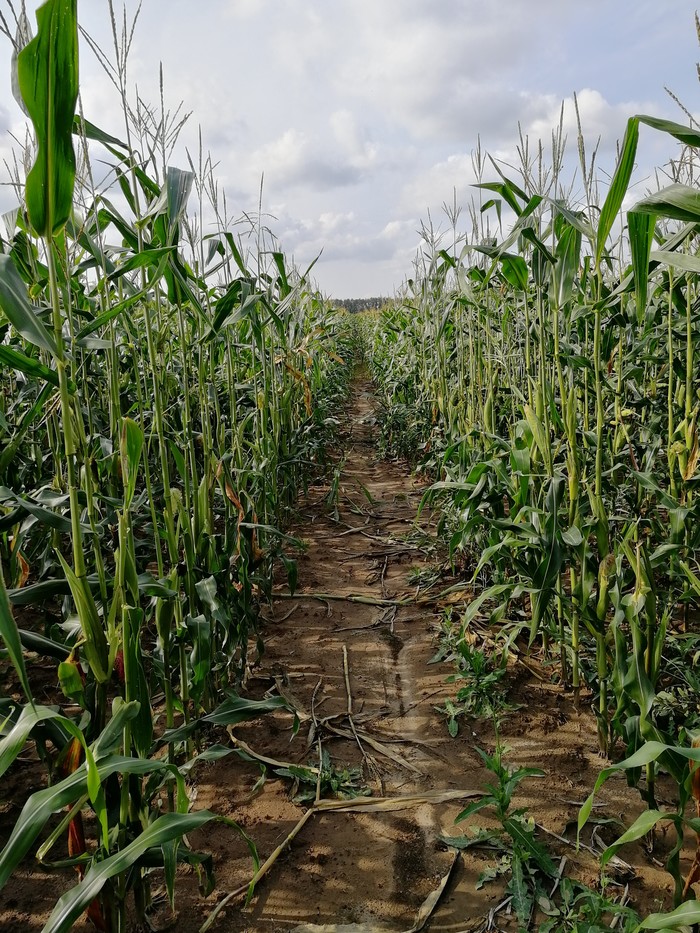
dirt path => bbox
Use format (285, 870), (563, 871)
(189, 381), (476, 930)
(184, 374), (674, 932)
(184, 375), (491, 931)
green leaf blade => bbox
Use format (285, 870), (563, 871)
(596, 117), (639, 267)
(0, 560), (34, 707)
(0, 255), (58, 355)
(17, 0), (80, 236)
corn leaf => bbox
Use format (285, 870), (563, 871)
(523, 404), (549, 463)
(637, 113), (700, 148)
(628, 210), (655, 323)
(93, 699), (140, 760)
(72, 114), (128, 150)
(649, 249), (700, 274)
(551, 222), (582, 308)
(43, 811), (219, 933)
(0, 565), (34, 708)
(74, 285), (151, 338)
(123, 606), (153, 757)
(120, 417), (143, 510)
(55, 552), (109, 683)
(157, 693), (290, 748)
(0, 751), (169, 889)
(107, 246), (175, 281)
(680, 561), (700, 599)
(17, 0), (79, 236)
(165, 167), (194, 229)
(0, 255), (57, 355)
(578, 740), (700, 841)
(474, 180), (525, 216)
(499, 254), (529, 291)
(0, 704), (76, 777)
(632, 183), (700, 224)
(7, 571), (176, 606)
(635, 899), (700, 930)
(10, 7), (32, 117)
(596, 117), (639, 267)
(17, 628), (70, 660)
(550, 199), (594, 241)
(0, 344), (59, 387)
(600, 809), (673, 868)
(0, 485), (85, 533)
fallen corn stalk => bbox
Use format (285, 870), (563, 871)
(199, 790), (478, 932)
(313, 789), (477, 812)
(275, 580), (474, 608)
(325, 723), (422, 774)
(226, 732), (321, 775)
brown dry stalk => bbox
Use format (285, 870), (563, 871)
(199, 790), (479, 932)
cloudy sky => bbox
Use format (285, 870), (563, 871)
(0, 1), (698, 297)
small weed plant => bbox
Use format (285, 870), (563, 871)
(434, 615), (512, 733)
(443, 741), (640, 932)
(276, 748), (370, 805)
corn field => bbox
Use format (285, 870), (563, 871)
(0, 2), (351, 929)
(3, 1), (700, 931)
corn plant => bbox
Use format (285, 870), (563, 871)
(0, 1), (351, 928)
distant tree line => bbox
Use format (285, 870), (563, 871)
(334, 297), (386, 313)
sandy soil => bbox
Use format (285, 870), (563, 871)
(0, 374), (687, 932)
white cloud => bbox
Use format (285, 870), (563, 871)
(527, 88), (658, 151)
(0, 103), (10, 136)
(245, 128), (361, 191)
(380, 219), (418, 241)
(251, 129), (307, 181)
(329, 0), (576, 143)
(223, 0), (269, 18)
(329, 110), (377, 169)
(318, 210), (355, 233)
